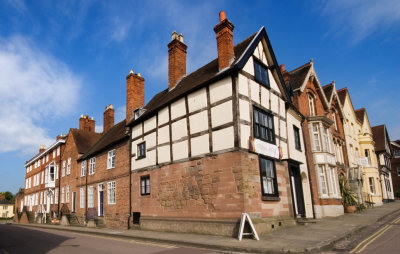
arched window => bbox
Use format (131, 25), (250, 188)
(308, 93), (316, 116)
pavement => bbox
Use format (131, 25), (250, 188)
(6, 201), (400, 253)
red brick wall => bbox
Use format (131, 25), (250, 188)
(131, 150), (293, 221)
(168, 37), (187, 89)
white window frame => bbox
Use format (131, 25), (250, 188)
(318, 165), (328, 196)
(66, 186), (70, 203)
(312, 123), (321, 151)
(81, 161), (86, 177)
(61, 187), (65, 203)
(55, 188), (58, 204)
(57, 147), (60, 156)
(107, 181), (116, 204)
(80, 188), (85, 208)
(67, 157), (71, 175)
(107, 149), (116, 169)
(89, 157), (96, 175)
(62, 161), (66, 177)
(308, 94), (315, 116)
(88, 186), (94, 208)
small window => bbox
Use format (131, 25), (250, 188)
(61, 187), (65, 203)
(67, 157), (71, 175)
(308, 94), (315, 116)
(293, 126), (301, 150)
(394, 150), (400, 158)
(253, 107), (275, 144)
(318, 165), (328, 195)
(253, 58), (269, 87)
(259, 157), (278, 197)
(80, 188), (85, 208)
(107, 181), (116, 204)
(369, 177), (375, 194)
(88, 186), (94, 208)
(81, 161), (86, 177)
(141, 175), (150, 195)
(107, 149), (116, 169)
(89, 157), (96, 175)
(312, 123), (321, 151)
(66, 186), (70, 203)
(137, 142), (146, 159)
(62, 161), (66, 177)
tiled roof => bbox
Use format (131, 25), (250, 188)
(372, 125), (386, 152)
(127, 32), (257, 126)
(288, 62), (312, 90)
(355, 108), (366, 124)
(323, 83), (334, 102)
(79, 120), (128, 160)
(337, 87), (348, 106)
(71, 129), (102, 155)
(0, 199), (13, 205)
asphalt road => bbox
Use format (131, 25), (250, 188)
(0, 224), (222, 254)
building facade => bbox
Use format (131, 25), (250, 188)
(390, 140), (400, 196)
(126, 12), (313, 236)
(372, 125), (394, 202)
(289, 61), (345, 218)
(355, 108), (383, 206)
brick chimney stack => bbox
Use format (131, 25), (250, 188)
(280, 64), (290, 84)
(103, 104), (115, 133)
(79, 115), (95, 132)
(126, 70), (145, 122)
(168, 31), (187, 90)
(39, 145), (46, 153)
(214, 11), (234, 71)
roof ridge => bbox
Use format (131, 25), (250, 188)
(288, 62), (311, 74)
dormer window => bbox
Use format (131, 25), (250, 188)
(253, 58), (270, 88)
(134, 108), (147, 120)
(308, 93), (315, 116)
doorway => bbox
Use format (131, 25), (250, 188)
(289, 165), (306, 217)
(72, 192), (76, 213)
(98, 183), (104, 217)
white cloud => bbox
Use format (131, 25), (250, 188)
(0, 36), (81, 154)
(319, 0), (400, 43)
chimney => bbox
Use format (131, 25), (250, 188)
(79, 115), (95, 132)
(280, 64), (290, 84)
(56, 133), (64, 141)
(126, 70), (145, 122)
(103, 104), (115, 133)
(214, 11), (234, 71)
(39, 145), (46, 153)
(168, 31), (187, 90)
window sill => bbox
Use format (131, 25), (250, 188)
(136, 156), (146, 161)
(262, 196), (280, 201)
(141, 194), (150, 196)
(107, 167), (115, 170)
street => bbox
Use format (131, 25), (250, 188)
(0, 224), (221, 254)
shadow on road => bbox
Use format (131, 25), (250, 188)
(0, 224), (75, 254)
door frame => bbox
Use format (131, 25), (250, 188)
(98, 183), (104, 217)
(72, 191), (76, 213)
(289, 162), (306, 218)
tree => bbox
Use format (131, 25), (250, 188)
(0, 191), (15, 203)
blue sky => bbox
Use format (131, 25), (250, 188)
(0, 0), (399, 194)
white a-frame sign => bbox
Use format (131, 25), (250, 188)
(238, 213), (260, 241)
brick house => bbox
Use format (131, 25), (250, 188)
(59, 116), (101, 222)
(126, 11), (314, 236)
(372, 125), (394, 202)
(288, 60), (345, 218)
(23, 136), (66, 221)
(76, 105), (130, 228)
(390, 140), (400, 196)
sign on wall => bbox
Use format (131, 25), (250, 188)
(249, 137), (280, 159)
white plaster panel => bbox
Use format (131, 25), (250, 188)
(131, 124), (142, 139)
(171, 98), (186, 120)
(132, 150), (156, 170)
(173, 140), (188, 161)
(172, 119), (187, 141)
(250, 81), (260, 104)
(211, 100), (233, 128)
(144, 132), (156, 148)
(274, 117), (279, 136)
(240, 124), (250, 149)
(280, 142), (288, 159)
(209, 77), (232, 104)
(239, 99), (250, 122)
(212, 126), (234, 152)
(280, 120), (286, 139)
(279, 98), (285, 117)
(188, 88), (207, 112)
(144, 116), (156, 133)
(158, 126), (169, 144)
(260, 86), (269, 109)
(189, 111), (208, 134)
(269, 69), (281, 95)
(157, 145), (170, 164)
(253, 41), (268, 67)
(270, 93), (278, 114)
(158, 107), (169, 125)
(286, 112), (306, 163)
(238, 74), (249, 96)
(242, 57), (254, 75)
(191, 134), (210, 156)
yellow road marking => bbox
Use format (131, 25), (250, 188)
(350, 215), (400, 253)
(356, 225), (392, 253)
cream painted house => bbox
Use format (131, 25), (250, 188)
(355, 108), (383, 206)
(337, 88), (364, 203)
(126, 12), (313, 235)
(0, 200), (14, 218)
